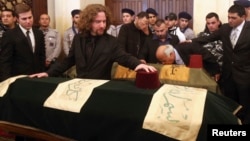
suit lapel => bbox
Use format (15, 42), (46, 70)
(32, 28), (38, 53)
(236, 22), (249, 47)
(17, 26), (34, 53)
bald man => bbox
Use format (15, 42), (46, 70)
(156, 44), (176, 65)
(155, 43), (220, 78)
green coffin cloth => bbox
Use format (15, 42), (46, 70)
(0, 77), (241, 141)
(111, 62), (219, 94)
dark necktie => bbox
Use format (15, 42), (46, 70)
(26, 30), (33, 52)
(85, 38), (95, 61)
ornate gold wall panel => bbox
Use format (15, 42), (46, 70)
(0, 0), (32, 11)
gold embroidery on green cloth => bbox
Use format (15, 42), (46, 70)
(113, 64), (136, 79)
(159, 65), (189, 82)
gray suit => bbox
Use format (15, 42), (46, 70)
(42, 28), (61, 62)
(63, 27), (78, 56)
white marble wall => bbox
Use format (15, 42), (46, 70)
(193, 0), (234, 34)
(47, 0), (104, 37)
(47, 0), (234, 36)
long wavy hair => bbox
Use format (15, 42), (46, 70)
(78, 4), (113, 36)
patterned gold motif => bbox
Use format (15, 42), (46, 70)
(0, 0), (32, 11)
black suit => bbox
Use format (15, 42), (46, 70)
(0, 26), (46, 81)
(175, 42), (220, 76)
(138, 34), (180, 63)
(47, 33), (141, 80)
(193, 22), (250, 124)
(117, 22), (151, 58)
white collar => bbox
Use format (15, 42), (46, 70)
(234, 20), (245, 32)
(19, 24), (33, 35)
(174, 49), (184, 65)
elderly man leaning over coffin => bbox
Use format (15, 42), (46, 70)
(155, 43), (220, 81)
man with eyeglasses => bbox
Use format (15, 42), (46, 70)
(146, 8), (158, 34)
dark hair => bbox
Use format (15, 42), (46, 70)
(203, 12), (222, 33)
(146, 8), (158, 16)
(206, 12), (219, 19)
(154, 19), (165, 27)
(164, 16), (168, 20)
(136, 11), (149, 19)
(78, 4), (113, 36)
(14, 3), (32, 18)
(121, 8), (135, 16)
(71, 9), (81, 17)
(228, 4), (246, 17)
(166, 12), (177, 20)
(1, 9), (16, 17)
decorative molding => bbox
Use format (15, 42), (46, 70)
(0, 0), (32, 11)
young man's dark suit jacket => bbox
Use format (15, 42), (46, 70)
(192, 22), (250, 85)
(138, 34), (179, 63)
(117, 22), (151, 58)
(0, 26), (46, 81)
(47, 33), (141, 80)
(175, 42), (220, 76)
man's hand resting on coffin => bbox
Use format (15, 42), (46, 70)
(134, 64), (157, 72)
(29, 72), (49, 78)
